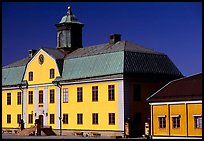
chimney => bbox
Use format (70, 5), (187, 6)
(28, 49), (37, 58)
(109, 34), (121, 44)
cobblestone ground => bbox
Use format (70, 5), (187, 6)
(2, 133), (146, 139)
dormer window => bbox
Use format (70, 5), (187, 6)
(29, 71), (33, 81)
(50, 69), (55, 79)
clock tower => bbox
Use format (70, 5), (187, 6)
(55, 6), (84, 51)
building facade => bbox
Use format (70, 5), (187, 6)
(147, 73), (202, 139)
(2, 6), (183, 137)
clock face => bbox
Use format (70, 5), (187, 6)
(38, 54), (44, 65)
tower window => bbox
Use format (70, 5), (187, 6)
(194, 116), (202, 128)
(28, 71), (33, 81)
(158, 116), (166, 128)
(172, 116), (180, 128)
(50, 69), (55, 79)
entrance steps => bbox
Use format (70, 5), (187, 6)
(41, 126), (56, 136)
(16, 126), (36, 136)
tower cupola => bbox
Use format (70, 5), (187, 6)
(55, 6), (84, 50)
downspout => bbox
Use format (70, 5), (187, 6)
(52, 79), (62, 136)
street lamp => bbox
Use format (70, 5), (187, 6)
(52, 77), (62, 136)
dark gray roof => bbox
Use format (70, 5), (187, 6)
(65, 40), (164, 59)
(124, 51), (183, 76)
(3, 57), (31, 69)
(42, 48), (65, 59)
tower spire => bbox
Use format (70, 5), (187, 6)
(67, 6), (72, 15)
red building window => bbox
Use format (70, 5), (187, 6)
(172, 116), (180, 128)
(194, 116), (202, 128)
(158, 116), (166, 128)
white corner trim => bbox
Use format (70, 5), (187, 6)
(149, 100), (202, 105)
(170, 115), (180, 117)
(157, 115), (166, 118)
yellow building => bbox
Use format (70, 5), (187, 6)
(2, 6), (183, 137)
(147, 73), (202, 139)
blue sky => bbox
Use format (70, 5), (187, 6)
(2, 2), (202, 76)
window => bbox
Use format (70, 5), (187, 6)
(17, 114), (21, 124)
(77, 113), (83, 124)
(194, 116), (202, 128)
(108, 85), (115, 101)
(77, 87), (83, 102)
(50, 69), (55, 79)
(92, 113), (98, 124)
(133, 112), (141, 125)
(50, 89), (55, 103)
(29, 71), (33, 81)
(63, 114), (68, 124)
(133, 84), (141, 101)
(28, 91), (33, 104)
(92, 86), (98, 102)
(28, 114), (33, 124)
(158, 116), (166, 128)
(7, 93), (11, 105)
(39, 90), (43, 104)
(7, 114), (11, 123)
(50, 114), (55, 124)
(17, 92), (21, 105)
(172, 116), (180, 128)
(109, 113), (115, 125)
(63, 88), (68, 103)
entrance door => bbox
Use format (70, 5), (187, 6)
(39, 115), (44, 128)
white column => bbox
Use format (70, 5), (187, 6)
(56, 86), (60, 129)
(34, 87), (38, 119)
(23, 89), (27, 128)
(118, 80), (124, 131)
(44, 86), (48, 126)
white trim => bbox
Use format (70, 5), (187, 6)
(193, 114), (202, 117)
(60, 77), (123, 85)
(157, 115), (166, 118)
(146, 72), (202, 101)
(28, 83), (55, 88)
(149, 100), (202, 105)
(171, 115), (180, 117)
(118, 80), (124, 131)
